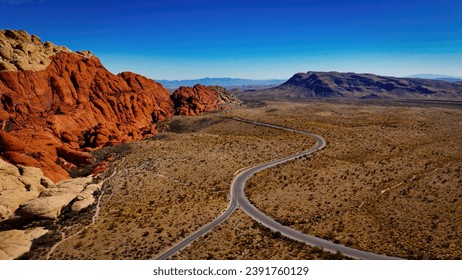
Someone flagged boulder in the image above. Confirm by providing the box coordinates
[0,227,48,260]
[71,182,103,213]
[1,157,98,221]
[172,84,221,116]
[16,176,92,219]
[0,159,49,221]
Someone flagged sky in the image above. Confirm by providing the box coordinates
[1,0,461,80]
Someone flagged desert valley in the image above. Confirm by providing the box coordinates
[1,30,461,260]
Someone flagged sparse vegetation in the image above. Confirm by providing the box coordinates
[173,210,350,260]
[239,101,462,259]
[37,101,462,259]
[44,112,309,259]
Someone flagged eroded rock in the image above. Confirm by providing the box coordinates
[0,30,71,72]
[0,227,48,260]
[0,30,174,182]
[71,182,103,213]
[0,159,49,221]
[172,84,221,116]
[17,176,92,219]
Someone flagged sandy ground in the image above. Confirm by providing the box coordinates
[236,101,462,259]
[37,100,462,259]
[44,115,310,259]
[173,209,347,260]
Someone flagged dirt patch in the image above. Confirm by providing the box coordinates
[42,113,309,259]
[173,210,349,260]
[236,101,462,259]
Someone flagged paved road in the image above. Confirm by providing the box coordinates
[156,117,401,260]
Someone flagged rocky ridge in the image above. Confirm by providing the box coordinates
[207,85,243,105]
[240,71,462,100]
[0,158,106,260]
[0,30,240,182]
[0,30,73,71]
[0,159,102,222]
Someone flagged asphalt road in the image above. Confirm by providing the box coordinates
[155,117,401,260]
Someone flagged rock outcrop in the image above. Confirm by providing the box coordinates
[0,227,48,260]
[70,182,103,213]
[0,30,71,71]
[171,84,222,116]
[171,85,242,115]
[0,159,52,221]
[0,30,239,182]
[207,86,242,105]
[0,30,176,181]
[17,176,93,219]
[0,158,105,260]
[0,158,108,260]
[0,158,100,221]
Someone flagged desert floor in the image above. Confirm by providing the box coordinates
[34,100,461,259]
[236,101,462,259]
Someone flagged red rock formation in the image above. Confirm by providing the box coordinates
[0,30,238,182]
[171,84,221,116]
[1,49,174,181]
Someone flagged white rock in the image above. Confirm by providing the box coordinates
[0,160,47,221]
[71,182,103,213]
[18,175,93,219]
[0,227,48,260]
[0,30,72,72]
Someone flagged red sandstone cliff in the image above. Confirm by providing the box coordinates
[0,30,239,182]
[0,30,175,182]
[0,51,175,181]
[172,84,221,116]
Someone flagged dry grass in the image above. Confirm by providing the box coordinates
[44,114,309,259]
[40,100,462,259]
[174,209,348,260]
[238,101,462,259]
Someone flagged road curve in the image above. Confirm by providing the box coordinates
[156,117,401,260]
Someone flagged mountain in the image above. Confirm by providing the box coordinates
[237,71,462,100]
[171,85,241,116]
[406,74,462,82]
[158,77,286,88]
[436,78,462,82]
[0,30,238,182]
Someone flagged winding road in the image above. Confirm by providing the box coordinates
[156,117,400,260]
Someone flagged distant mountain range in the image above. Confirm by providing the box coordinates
[234,71,462,100]
[406,74,462,82]
[158,78,286,88]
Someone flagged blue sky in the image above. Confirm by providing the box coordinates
[1,0,461,79]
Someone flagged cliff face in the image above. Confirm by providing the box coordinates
[0,51,174,181]
[172,84,222,116]
[1,30,238,182]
